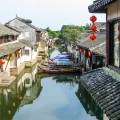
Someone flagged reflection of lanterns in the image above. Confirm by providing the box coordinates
[90,15,97,22]
[90,25,97,31]
[89,34,97,41]
[0,59,5,65]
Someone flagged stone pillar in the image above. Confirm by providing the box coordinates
[10,52,18,76]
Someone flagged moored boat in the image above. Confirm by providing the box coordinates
[37,65,81,74]
[37,52,81,74]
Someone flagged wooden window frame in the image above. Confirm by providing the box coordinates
[106,18,120,67]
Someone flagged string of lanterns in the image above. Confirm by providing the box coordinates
[89,15,97,41]
[79,48,92,57]
[0,59,5,65]
[0,49,22,65]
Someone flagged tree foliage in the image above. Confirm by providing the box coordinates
[60,25,82,45]
[46,27,61,39]
[46,24,90,48]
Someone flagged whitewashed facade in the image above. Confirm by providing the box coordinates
[6,17,37,44]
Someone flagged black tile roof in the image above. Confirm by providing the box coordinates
[80,67,120,120]
[92,42,106,56]
[78,32,106,52]
[6,16,44,32]
[0,41,25,57]
[88,0,117,13]
[0,23,19,37]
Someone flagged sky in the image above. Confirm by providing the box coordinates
[0,0,106,30]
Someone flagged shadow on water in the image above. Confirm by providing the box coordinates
[0,66,42,120]
[76,82,103,120]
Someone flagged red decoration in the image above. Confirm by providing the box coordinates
[89,34,97,41]
[88,51,92,57]
[118,25,120,31]
[84,50,86,55]
[118,34,120,41]
[79,48,84,52]
[90,16,97,22]
[0,59,5,65]
[90,25,97,31]
[16,50,21,58]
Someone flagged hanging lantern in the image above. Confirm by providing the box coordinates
[90,25,97,31]
[5,55,11,61]
[84,50,86,55]
[90,15,97,23]
[16,50,21,58]
[88,51,92,57]
[0,59,5,65]
[79,48,84,52]
[118,34,120,41]
[89,34,97,41]
[118,25,120,31]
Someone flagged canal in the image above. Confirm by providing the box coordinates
[0,65,103,120]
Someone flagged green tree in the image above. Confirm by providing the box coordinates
[60,25,81,45]
[46,27,61,39]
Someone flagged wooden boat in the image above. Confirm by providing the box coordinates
[37,65,81,74]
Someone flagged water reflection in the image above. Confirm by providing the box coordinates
[13,74,97,120]
[52,74,80,83]
[0,71,102,120]
[76,82,103,120]
[0,66,42,120]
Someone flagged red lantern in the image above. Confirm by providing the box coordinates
[88,34,97,41]
[118,25,120,31]
[90,25,97,31]
[79,48,83,52]
[84,50,86,55]
[88,51,92,57]
[16,50,21,58]
[90,16,97,22]
[0,59,5,65]
[118,34,120,41]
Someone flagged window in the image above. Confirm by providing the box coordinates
[114,22,120,67]
[24,49,30,56]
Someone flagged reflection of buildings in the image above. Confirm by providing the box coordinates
[20,78,42,107]
[0,66,42,120]
[76,82,103,120]
[0,83,26,120]
[52,74,81,84]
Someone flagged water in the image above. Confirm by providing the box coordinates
[0,67,103,120]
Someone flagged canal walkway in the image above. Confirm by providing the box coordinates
[80,67,120,120]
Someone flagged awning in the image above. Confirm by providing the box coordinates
[0,41,25,57]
